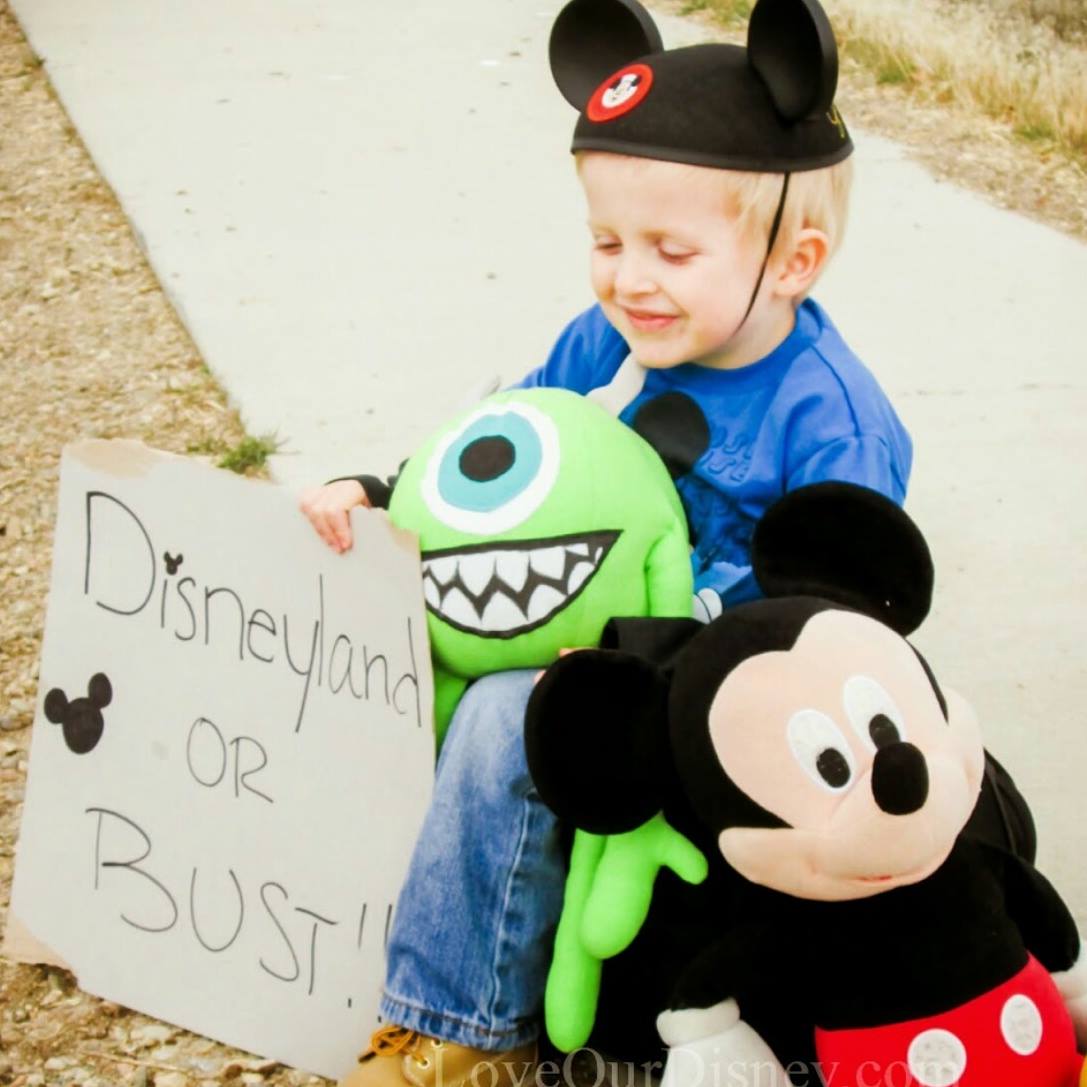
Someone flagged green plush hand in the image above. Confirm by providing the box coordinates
[580,811,708,959]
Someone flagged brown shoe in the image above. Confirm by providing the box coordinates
[339,1024,537,1087]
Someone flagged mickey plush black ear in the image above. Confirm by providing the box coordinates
[525,649,670,834]
[88,673,112,710]
[752,482,934,636]
[550,0,663,110]
[43,688,69,723]
[747,0,840,121]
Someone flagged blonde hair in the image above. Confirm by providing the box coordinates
[726,157,854,270]
[575,151,854,293]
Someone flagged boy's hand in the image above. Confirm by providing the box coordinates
[299,480,370,553]
[534,647,583,684]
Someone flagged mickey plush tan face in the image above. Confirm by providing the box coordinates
[712,609,985,902]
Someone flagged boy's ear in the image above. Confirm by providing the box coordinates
[747,0,840,122]
[550,0,663,111]
[752,482,934,635]
[774,227,830,300]
[525,649,670,833]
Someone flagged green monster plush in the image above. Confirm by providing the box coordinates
[386,387,707,1050]
[387,387,692,742]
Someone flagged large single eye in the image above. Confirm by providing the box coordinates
[844,675,907,751]
[786,710,856,793]
[421,403,560,534]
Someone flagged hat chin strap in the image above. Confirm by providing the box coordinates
[591,171,791,402]
[735,172,791,334]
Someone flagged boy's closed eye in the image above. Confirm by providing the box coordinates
[658,242,697,263]
[590,235,696,263]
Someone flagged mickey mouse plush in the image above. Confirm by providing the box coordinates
[526,483,1087,1086]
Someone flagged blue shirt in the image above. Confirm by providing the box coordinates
[518,299,912,606]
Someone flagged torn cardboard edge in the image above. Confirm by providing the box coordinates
[65,438,169,479]
[2,912,74,972]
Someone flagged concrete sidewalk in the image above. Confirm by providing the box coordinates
[12,0,1087,924]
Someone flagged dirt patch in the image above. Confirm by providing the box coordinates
[0,3,321,1084]
[840,66,1087,242]
[662,0,1087,240]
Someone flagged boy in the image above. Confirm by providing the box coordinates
[300,0,910,1084]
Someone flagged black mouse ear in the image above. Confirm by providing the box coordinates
[44,688,69,723]
[550,0,663,110]
[526,649,670,833]
[88,673,113,709]
[747,0,840,122]
[752,482,933,635]
[631,393,712,481]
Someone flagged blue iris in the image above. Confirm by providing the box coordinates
[437,412,543,513]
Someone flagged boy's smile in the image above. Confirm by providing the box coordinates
[579,152,797,371]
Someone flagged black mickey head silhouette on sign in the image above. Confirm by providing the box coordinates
[44,673,113,754]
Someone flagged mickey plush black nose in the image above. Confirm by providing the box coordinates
[871,742,929,815]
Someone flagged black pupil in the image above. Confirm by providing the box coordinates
[460,436,516,482]
[869,714,900,749]
[816,748,851,789]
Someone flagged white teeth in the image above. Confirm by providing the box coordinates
[567,561,593,596]
[440,587,478,629]
[480,593,527,632]
[427,556,458,587]
[423,578,440,609]
[458,553,495,597]
[526,584,565,624]
[530,546,566,581]
[495,550,529,592]
[426,535,611,633]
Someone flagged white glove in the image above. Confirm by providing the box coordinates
[692,589,723,624]
[657,1001,790,1087]
[1053,952,1087,1049]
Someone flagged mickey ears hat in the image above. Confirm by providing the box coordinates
[550,0,852,171]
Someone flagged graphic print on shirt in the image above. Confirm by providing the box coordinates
[702,427,754,484]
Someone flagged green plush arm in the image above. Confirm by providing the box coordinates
[545,831,607,1052]
[580,811,707,958]
[646,522,695,617]
[545,815,707,1051]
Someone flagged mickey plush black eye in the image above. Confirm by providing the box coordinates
[816,748,851,789]
[844,676,907,751]
[787,710,856,793]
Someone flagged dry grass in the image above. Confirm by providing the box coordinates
[684,0,1087,166]
[989,0,1087,42]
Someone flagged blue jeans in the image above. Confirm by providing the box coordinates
[380,670,565,1049]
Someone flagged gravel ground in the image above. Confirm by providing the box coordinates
[0,4,321,1085]
[1,0,1085,1084]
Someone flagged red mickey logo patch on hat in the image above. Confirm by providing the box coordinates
[586,63,654,123]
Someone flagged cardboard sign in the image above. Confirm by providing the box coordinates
[4,441,434,1079]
